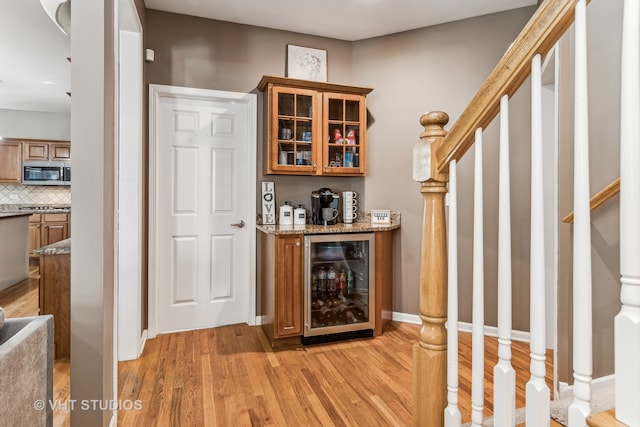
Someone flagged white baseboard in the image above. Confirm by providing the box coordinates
[457,321,531,343]
[138,329,148,357]
[392,312,421,324]
[391,312,531,342]
[255,315,263,325]
[558,374,615,400]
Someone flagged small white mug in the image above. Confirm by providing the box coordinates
[343,211,358,224]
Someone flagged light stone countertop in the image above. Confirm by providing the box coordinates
[257,212,400,235]
[33,238,71,256]
[0,204,70,214]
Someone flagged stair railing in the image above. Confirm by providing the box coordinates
[562,177,620,224]
[412,0,639,425]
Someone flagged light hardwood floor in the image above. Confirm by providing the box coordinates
[1,268,560,426]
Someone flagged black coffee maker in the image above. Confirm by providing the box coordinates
[311,188,340,225]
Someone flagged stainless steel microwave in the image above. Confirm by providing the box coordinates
[22,161,71,186]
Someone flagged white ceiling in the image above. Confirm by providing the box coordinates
[145,0,536,42]
[0,0,536,114]
[0,0,70,114]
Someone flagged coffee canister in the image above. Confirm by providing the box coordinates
[279,201,293,225]
[294,204,306,225]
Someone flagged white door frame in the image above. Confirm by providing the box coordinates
[147,84,257,338]
[116,0,144,362]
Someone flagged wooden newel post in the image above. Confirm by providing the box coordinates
[412,111,450,427]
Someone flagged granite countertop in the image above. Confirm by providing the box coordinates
[257,212,400,235]
[0,204,71,214]
[0,212,32,219]
[34,238,71,256]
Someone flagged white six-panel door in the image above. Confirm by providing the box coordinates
[149,85,256,335]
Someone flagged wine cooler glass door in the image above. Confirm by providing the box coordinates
[304,233,375,336]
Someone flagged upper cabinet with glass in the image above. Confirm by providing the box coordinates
[258,76,373,176]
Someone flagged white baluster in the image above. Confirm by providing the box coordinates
[494,95,516,427]
[471,128,484,427]
[568,1,592,426]
[616,0,640,425]
[445,159,461,427]
[526,53,550,427]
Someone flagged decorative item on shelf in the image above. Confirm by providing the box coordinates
[261,181,276,225]
[333,128,343,144]
[279,128,292,140]
[286,45,328,82]
[371,209,391,225]
[302,131,312,142]
[344,150,354,168]
[346,130,356,145]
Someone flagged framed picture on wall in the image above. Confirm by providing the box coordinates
[286,45,327,82]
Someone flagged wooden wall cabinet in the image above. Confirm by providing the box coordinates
[23,141,71,161]
[0,140,23,183]
[258,75,372,176]
[29,213,71,256]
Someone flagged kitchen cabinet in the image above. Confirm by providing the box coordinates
[0,140,22,184]
[258,75,372,176]
[275,235,304,337]
[29,213,71,256]
[23,141,71,161]
[260,233,304,346]
[37,240,70,358]
[259,228,394,348]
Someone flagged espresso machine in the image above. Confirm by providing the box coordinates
[311,188,340,225]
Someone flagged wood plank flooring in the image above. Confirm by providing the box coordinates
[1,266,559,426]
[118,323,555,426]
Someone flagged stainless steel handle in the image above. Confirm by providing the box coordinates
[230,220,245,228]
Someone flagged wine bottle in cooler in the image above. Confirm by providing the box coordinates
[327,266,336,294]
[318,266,327,294]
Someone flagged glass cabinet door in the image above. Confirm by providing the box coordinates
[322,93,367,175]
[304,233,375,337]
[270,86,321,174]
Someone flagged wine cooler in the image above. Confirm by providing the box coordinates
[303,233,375,344]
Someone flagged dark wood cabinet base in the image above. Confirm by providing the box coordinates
[39,253,70,358]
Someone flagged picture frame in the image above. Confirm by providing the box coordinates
[286,45,327,82]
[370,209,391,225]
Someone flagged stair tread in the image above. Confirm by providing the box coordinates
[587,409,629,427]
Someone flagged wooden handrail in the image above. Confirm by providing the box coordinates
[562,177,620,223]
[436,0,590,173]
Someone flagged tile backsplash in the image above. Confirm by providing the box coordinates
[0,184,71,205]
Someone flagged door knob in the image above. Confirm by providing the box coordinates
[230,220,245,228]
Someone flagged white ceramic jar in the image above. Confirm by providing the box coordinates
[279,201,293,225]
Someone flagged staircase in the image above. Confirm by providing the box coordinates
[412,0,639,426]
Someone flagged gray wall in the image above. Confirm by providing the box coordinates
[352,8,535,320]
[556,0,623,382]
[0,109,70,140]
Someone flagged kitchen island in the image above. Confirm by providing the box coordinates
[0,213,30,292]
[34,238,70,358]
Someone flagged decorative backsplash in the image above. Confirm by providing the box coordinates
[0,184,71,205]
